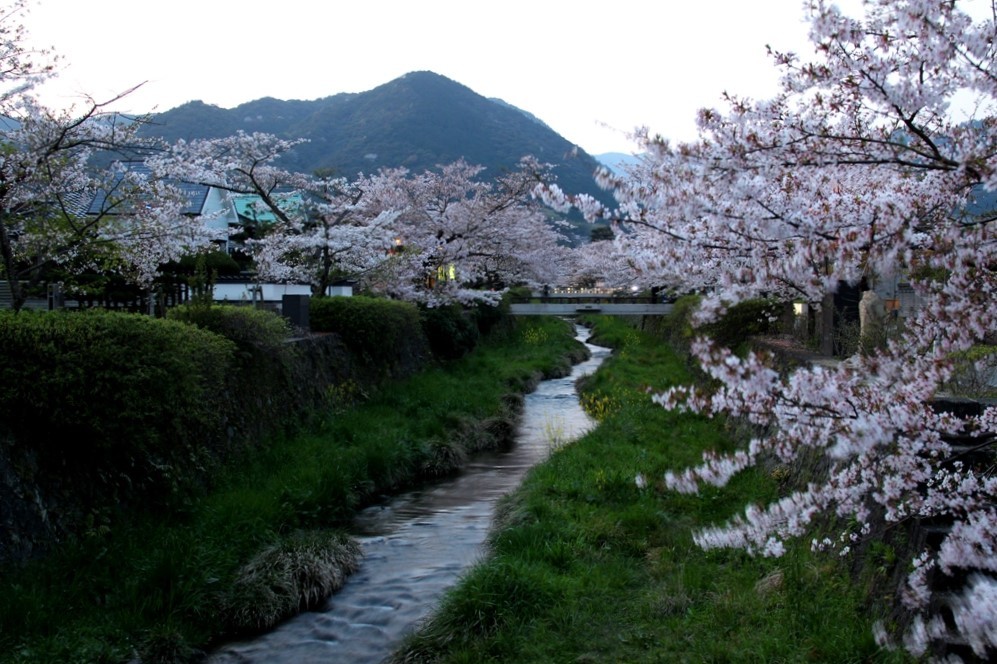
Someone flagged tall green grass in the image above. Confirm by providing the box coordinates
[391,316,911,663]
[0,316,585,664]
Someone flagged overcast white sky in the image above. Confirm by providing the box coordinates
[18,0,940,156]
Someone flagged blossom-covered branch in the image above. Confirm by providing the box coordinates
[557,0,996,657]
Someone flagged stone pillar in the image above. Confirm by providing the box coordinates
[859,289,887,353]
[282,294,310,331]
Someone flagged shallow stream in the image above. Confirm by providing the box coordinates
[208,324,610,663]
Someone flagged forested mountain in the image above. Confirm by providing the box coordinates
[138,71,612,208]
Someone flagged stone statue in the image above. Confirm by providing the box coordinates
[859,288,887,353]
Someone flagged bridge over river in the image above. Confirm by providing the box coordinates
[509,287,674,316]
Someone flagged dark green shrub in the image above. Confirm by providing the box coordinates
[168,303,291,356]
[658,294,782,350]
[310,296,428,375]
[946,344,997,398]
[505,285,533,302]
[419,303,479,361]
[168,302,314,446]
[654,293,701,347]
[470,297,512,337]
[0,309,236,499]
[169,250,242,277]
[703,298,783,349]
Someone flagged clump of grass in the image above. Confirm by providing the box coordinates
[136,625,203,664]
[421,439,467,478]
[542,414,568,455]
[477,413,519,452]
[222,530,362,635]
[388,559,562,663]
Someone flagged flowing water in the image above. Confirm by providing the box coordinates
[208,325,610,664]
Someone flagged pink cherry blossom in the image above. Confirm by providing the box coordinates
[548,0,997,656]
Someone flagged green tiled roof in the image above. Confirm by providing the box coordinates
[232,193,304,223]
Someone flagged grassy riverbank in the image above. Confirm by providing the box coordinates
[392,316,911,663]
[0,316,587,664]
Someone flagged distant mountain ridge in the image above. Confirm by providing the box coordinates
[596,152,644,174]
[138,71,612,209]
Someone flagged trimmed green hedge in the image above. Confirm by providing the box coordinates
[310,296,429,373]
[0,309,236,501]
[168,302,291,357]
[0,301,439,567]
[167,303,313,447]
[311,296,513,364]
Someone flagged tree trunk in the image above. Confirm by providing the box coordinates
[315,244,332,297]
[820,292,835,356]
[0,217,25,312]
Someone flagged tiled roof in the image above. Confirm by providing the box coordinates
[232,192,305,223]
[86,162,211,216]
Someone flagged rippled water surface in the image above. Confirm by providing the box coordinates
[208,325,610,664]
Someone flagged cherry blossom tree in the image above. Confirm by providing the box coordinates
[286,174,400,295]
[93,165,225,287]
[144,131,328,285]
[541,0,996,657]
[361,158,571,306]
[151,135,414,296]
[0,0,53,104]
[0,1,218,310]
[152,134,570,304]
[562,232,639,290]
